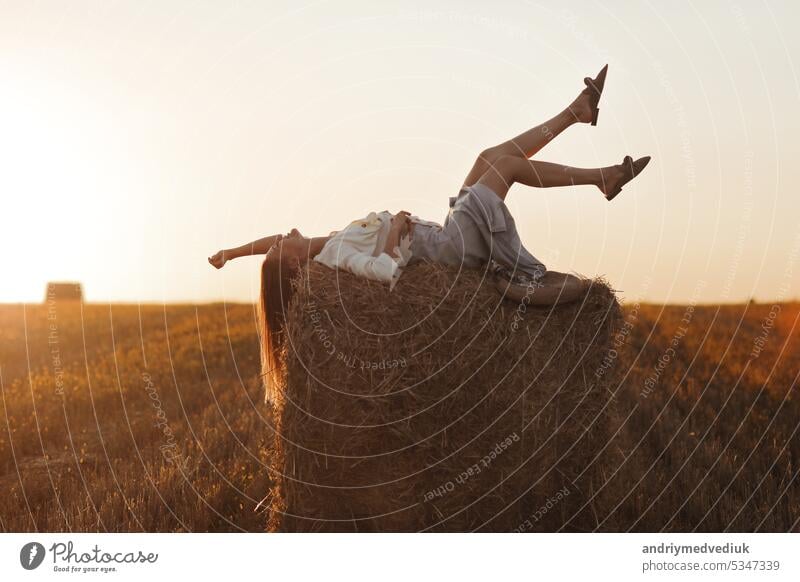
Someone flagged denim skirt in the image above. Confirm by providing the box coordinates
[409,183,547,281]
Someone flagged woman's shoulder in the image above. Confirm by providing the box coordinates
[322,211,389,243]
[346,211,391,227]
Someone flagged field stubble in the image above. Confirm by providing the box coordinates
[0,298,798,532]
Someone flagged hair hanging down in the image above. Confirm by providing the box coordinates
[258,256,299,404]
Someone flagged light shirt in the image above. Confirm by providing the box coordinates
[313,211,416,289]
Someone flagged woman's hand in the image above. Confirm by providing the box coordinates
[208,250,227,269]
[384,211,411,258]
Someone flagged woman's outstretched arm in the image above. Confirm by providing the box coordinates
[208,230,297,269]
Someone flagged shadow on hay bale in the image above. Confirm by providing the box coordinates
[266,261,623,532]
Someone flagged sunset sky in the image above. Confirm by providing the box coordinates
[2,0,799,304]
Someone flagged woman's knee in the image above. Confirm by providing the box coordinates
[477,146,521,169]
[475,154,521,197]
[468,147,501,180]
[477,146,501,165]
[490,155,523,180]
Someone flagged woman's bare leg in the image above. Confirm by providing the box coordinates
[490,99,593,159]
[476,155,626,200]
[462,89,597,187]
[496,271,590,306]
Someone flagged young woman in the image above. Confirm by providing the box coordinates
[209,65,650,386]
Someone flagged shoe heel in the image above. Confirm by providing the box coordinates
[591,108,599,126]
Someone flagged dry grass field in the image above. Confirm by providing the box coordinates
[0,297,798,532]
[0,302,271,532]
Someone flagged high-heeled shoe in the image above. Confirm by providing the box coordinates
[605,155,651,201]
[582,64,608,126]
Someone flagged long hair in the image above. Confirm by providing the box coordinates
[258,255,298,404]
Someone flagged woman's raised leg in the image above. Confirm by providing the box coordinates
[462,109,583,188]
[462,66,608,187]
[476,155,650,200]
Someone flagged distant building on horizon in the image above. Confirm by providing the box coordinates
[45,282,84,303]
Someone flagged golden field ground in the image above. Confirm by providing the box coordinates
[0,299,798,532]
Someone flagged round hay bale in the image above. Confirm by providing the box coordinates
[265,261,622,532]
